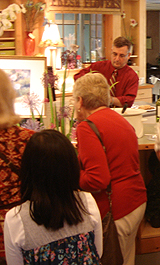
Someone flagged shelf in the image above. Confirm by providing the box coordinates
[130,65,139,71]
[0,47,15,50]
[0,38,15,41]
[4,29,15,32]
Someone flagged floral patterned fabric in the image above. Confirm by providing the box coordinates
[0,126,34,257]
[0,126,34,207]
[0,209,8,258]
[22,231,101,265]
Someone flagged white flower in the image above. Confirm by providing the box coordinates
[20,4,27,14]
[1,18,12,29]
[0,27,4,37]
[121,11,126,19]
[0,3,26,37]
[1,9,10,19]
[8,10,17,20]
[130,19,138,28]
[7,4,21,13]
[70,44,79,52]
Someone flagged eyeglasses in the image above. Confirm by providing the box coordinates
[112,52,129,58]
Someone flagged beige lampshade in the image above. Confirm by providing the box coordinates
[39,23,65,48]
[39,22,65,71]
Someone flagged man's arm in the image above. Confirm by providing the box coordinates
[110,96,122,107]
[74,65,92,81]
[115,69,139,107]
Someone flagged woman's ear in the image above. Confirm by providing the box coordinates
[77,96,83,108]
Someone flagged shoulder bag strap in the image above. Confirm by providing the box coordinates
[85,119,112,197]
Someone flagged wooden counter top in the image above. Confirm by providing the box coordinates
[139,83,154,89]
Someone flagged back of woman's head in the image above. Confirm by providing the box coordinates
[20,129,86,230]
[0,69,20,128]
[73,72,110,110]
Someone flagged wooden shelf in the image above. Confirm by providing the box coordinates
[0,47,15,50]
[4,29,15,32]
[0,38,15,41]
[130,65,139,72]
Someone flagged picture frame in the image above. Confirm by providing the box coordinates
[0,55,47,117]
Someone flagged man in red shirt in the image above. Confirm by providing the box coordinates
[74,36,138,107]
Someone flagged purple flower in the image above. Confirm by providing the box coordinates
[22,92,41,113]
[57,106,71,121]
[21,119,44,131]
[61,50,76,69]
[41,70,58,89]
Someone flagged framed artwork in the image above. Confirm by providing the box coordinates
[0,56,47,117]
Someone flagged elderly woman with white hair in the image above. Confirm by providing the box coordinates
[73,72,147,265]
[0,69,34,261]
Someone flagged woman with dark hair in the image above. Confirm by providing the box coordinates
[4,129,102,264]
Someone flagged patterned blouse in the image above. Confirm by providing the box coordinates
[0,125,34,258]
[0,126,34,207]
[4,194,103,264]
[22,232,100,264]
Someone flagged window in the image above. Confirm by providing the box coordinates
[55,13,103,63]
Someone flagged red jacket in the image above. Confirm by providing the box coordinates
[77,108,147,220]
[74,60,139,107]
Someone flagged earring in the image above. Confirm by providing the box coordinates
[78,109,80,113]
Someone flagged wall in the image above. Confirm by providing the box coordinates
[0,0,146,80]
[147,11,160,65]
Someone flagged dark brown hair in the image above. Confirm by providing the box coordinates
[20,129,88,230]
[113,36,132,52]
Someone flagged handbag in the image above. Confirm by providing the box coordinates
[85,119,123,265]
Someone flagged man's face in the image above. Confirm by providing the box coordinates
[111,45,131,69]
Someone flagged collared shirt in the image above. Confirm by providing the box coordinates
[74,60,139,107]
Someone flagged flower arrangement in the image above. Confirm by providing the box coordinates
[121,11,138,44]
[62,34,79,69]
[21,34,80,140]
[21,60,75,141]
[0,3,26,36]
[61,50,77,69]
[22,0,46,32]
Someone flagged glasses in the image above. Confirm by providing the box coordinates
[112,52,129,58]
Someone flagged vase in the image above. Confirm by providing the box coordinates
[77,59,82,69]
[24,32,35,56]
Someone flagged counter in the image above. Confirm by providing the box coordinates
[138,123,156,150]
[135,101,156,150]
[136,107,160,255]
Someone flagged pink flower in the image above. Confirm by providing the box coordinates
[50,123,56,129]
[43,98,49,103]
[76,55,81,60]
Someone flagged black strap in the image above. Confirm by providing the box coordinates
[85,119,111,194]
[0,152,20,176]
[84,119,106,152]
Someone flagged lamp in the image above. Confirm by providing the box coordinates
[39,22,65,72]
